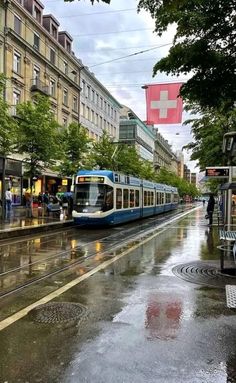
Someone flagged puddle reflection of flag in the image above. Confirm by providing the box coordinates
[145,297,182,340]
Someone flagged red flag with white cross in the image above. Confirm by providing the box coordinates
[145,83,183,124]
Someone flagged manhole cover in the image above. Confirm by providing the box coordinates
[29,302,87,324]
[172,261,236,288]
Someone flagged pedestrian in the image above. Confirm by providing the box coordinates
[207,194,215,226]
[5,188,12,214]
[25,192,33,218]
[202,199,205,206]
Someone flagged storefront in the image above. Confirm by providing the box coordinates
[0,158,23,205]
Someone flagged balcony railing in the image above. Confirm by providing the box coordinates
[30,79,49,95]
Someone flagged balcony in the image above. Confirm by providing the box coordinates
[30,79,49,95]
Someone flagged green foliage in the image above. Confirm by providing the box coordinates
[88,130,117,170]
[0,74,17,157]
[184,106,236,170]
[156,168,199,197]
[137,0,236,110]
[16,94,61,178]
[58,122,92,176]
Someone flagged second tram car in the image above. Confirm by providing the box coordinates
[72,170,179,226]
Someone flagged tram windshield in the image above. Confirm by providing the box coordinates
[75,183,113,212]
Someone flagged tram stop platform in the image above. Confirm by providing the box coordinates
[0,207,73,240]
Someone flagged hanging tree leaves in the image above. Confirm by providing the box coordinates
[137,0,236,110]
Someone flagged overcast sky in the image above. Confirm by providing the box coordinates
[44,0,197,172]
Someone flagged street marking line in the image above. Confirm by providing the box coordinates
[0,206,199,331]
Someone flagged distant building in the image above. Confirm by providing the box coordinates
[119,106,156,162]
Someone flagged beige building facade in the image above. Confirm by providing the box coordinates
[0,0,121,201]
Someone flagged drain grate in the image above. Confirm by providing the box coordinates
[172,261,236,288]
[29,302,87,324]
[226,285,236,308]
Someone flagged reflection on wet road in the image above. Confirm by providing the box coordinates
[1,206,236,383]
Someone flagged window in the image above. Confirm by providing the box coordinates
[81,80,86,93]
[33,65,40,84]
[81,102,85,117]
[14,15,21,35]
[100,97,103,109]
[116,188,122,209]
[50,48,55,65]
[135,190,139,207]
[123,189,129,208]
[13,89,20,105]
[130,190,135,207]
[72,96,78,112]
[63,88,68,105]
[86,85,90,99]
[49,78,55,97]
[91,110,95,123]
[95,113,98,125]
[104,101,107,113]
[62,117,68,127]
[63,61,68,75]
[13,51,21,74]
[66,41,71,53]
[33,33,40,50]
[144,191,148,206]
[34,6,41,23]
[51,24,57,39]
[96,93,99,104]
[91,89,95,102]
[12,89,20,115]
[86,106,90,120]
[100,116,103,128]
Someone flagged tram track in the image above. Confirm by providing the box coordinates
[0,207,195,299]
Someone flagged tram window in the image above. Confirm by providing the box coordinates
[156,192,160,205]
[135,190,139,207]
[103,186,113,211]
[147,191,150,205]
[130,189,135,207]
[116,188,122,209]
[174,193,179,203]
[151,191,154,205]
[144,190,148,206]
[166,193,171,203]
[123,189,129,208]
[161,193,165,204]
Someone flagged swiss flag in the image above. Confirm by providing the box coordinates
[145,83,183,124]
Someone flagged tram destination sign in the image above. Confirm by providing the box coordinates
[205,167,229,178]
[77,176,105,183]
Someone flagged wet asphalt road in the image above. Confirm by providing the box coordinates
[0,205,236,383]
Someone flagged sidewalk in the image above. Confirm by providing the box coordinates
[0,206,73,240]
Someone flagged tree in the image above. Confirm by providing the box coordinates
[184,106,236,170]
[156,168,199,198]
[137,0,236,110]
[58,122,92,176]
[16,94,61,189]
[88,130,117,170]
[0,74,18,218]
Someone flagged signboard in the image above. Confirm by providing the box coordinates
[62,179,68,186]
[205,167,229,178]
[77,176,105,183]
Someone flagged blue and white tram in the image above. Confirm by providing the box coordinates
[72,170,179,226]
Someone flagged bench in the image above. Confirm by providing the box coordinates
[219,227,236,270]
